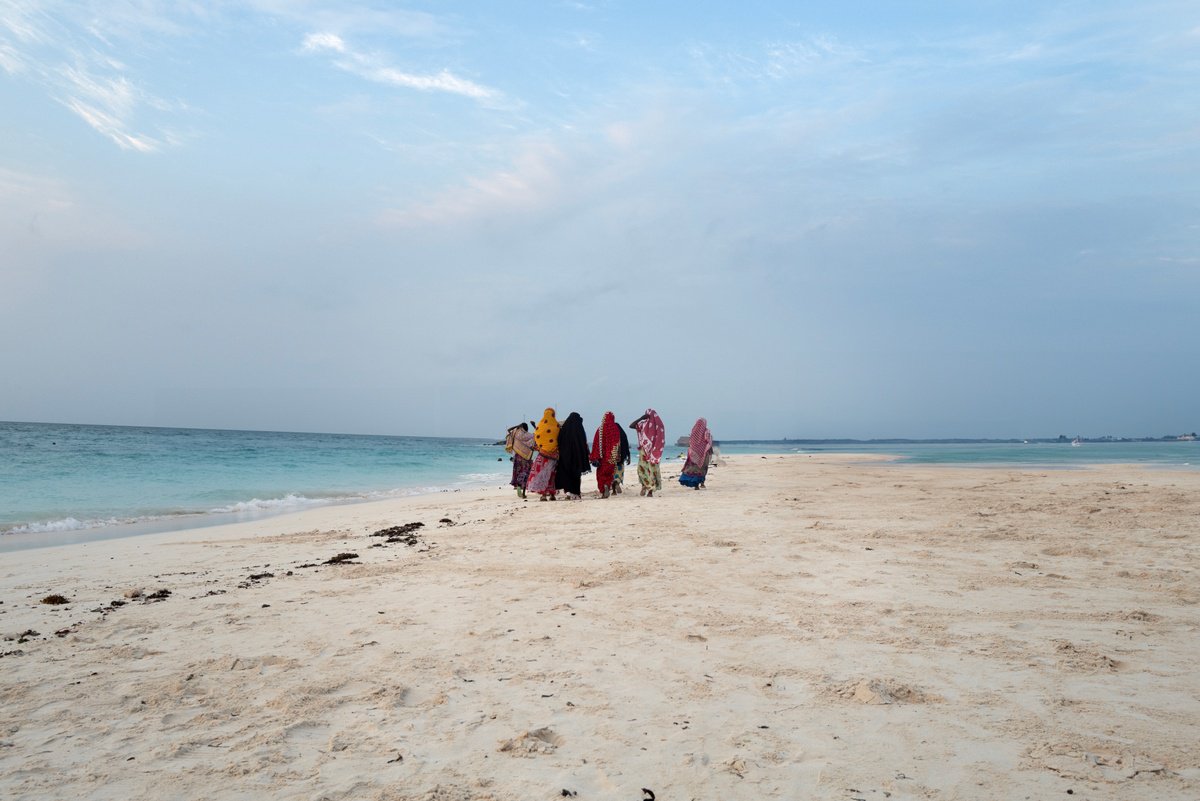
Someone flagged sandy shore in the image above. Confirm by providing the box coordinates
[2,454,1198,800]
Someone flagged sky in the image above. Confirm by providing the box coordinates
[1,1,1198,441]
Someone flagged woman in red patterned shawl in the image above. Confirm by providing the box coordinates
[589,411,622,498]
[678,417,713,490]
[629,408,665,496]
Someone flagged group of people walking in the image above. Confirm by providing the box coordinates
[504,409,714,500]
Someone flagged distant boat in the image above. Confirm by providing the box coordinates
[1071,437,1082,447]
[675,436,720,447]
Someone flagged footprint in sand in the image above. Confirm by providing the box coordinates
[831,678,940,705]
[497,727,563,756]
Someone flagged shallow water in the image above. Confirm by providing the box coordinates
[716,439,1199,469]
[4,421,1194,548]
[0,422,507,541]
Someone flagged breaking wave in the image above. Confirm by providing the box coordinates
[3,471,505,538]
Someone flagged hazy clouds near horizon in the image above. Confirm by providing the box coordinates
[2,2,1197,440]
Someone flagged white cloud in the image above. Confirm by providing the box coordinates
[302,30,501,103]
[302,31,345,54]
[0,41,23,73]
[0,2,50,44]
[0,3,186,151]
[63,97,159,151]
[0,1,47,73]
[57,64,161,151]
[365,65,495,99]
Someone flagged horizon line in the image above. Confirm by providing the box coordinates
[3,419,1196,444]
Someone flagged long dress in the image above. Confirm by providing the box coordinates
[555,412,591,497]
[526,452,558,494]
[634,408,665,493]
[527,409,560,497]
[611,425,630,492]
[589,412,622,494]
[507,428,535,490]
[679,417,713,489]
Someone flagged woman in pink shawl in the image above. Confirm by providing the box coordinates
[628,409,665,496]
[678,417,713,489]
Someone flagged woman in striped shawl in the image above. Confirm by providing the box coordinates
[504,422,536,498]
[678,417,713,490]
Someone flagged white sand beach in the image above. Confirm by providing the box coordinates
[2,454,1198,800]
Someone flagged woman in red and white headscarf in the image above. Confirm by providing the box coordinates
[629,408,665,496]
[589,411,622,498]
[679,417,713,490]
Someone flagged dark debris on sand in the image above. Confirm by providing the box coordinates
[40,594,70,605]
[324,552,360,565]
[371,522,426,545]
[238,571,276,589]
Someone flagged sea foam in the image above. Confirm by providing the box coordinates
[7,515,135,535]
[208,493,326,514]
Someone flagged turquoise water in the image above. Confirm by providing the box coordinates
[716,439,1200,468]
[3,422,1195,549]
[0,422,508,544]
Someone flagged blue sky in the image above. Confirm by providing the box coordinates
[1,1,1197,440]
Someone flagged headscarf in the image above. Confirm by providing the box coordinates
[534,408,560,457]
[591,411,621,466]
[635,408,665,463]
[687,417,712,466]
[512,426,535,460]
[556,413,591,477]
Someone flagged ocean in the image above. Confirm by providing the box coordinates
[715,439,1200,467]
[3,421,1196,549]
[0,422,509,549]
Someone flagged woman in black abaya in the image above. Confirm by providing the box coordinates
[554,412,591,500]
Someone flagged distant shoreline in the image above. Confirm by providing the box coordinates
[717,436,1198,445]
[5,420,1195,444]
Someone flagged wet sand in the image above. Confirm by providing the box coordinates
[2,454,1198,800]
